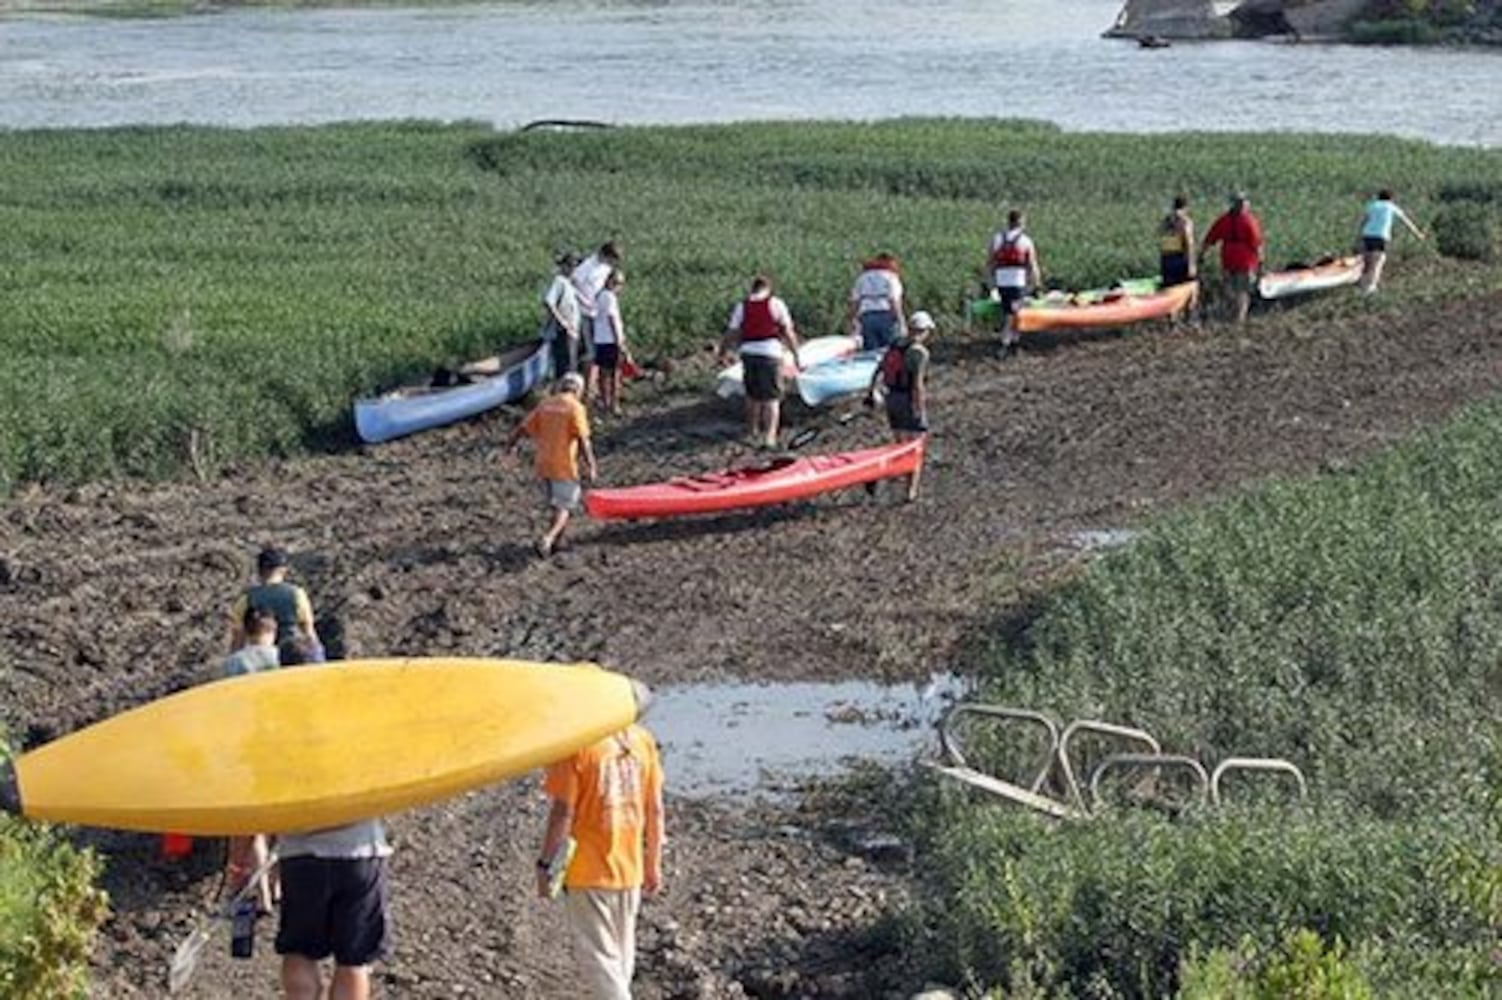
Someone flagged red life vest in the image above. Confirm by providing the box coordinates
[991,232,1031,269]
[880,342,912,392]
[740,297,779,341]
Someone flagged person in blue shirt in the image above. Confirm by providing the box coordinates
[1358,189,1426,293]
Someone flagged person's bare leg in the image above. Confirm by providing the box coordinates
[765,401,781,448]
[282,956,322,1000]
[330,965,371,1000]
[1235,288,1251,324]
[541,508,569,555]
[1366,252,1387,293]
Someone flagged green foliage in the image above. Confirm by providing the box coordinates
[0,819,109,999]
[919,806,1484,998]
[914,397,1502,995]
[1434,205,1499,261]
[1179,930,1373,1000]
[2,120,1500,489]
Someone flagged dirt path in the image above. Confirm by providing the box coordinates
[3,286,1502,997]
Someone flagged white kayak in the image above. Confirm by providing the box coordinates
[796,350,884,407]
[714,334,860,399]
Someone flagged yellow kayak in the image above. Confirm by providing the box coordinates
[0,658,648,836]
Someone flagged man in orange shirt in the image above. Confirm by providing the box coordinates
[507,373,598,558]
[537,723,664,1000]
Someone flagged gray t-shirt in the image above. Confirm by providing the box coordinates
[278,820,392,861]
[223,644,279,678]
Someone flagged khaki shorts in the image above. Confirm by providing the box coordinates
[545,480,581,512]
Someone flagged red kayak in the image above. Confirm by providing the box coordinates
[584,438,925,520]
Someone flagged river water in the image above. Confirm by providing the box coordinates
[2,0,1499,145]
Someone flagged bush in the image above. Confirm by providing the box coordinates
[1179,930,1374,1000]
[0,819,108,999]
[918,806,1488,998]
[1434,205,1499,261]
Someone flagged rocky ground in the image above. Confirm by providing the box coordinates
[3,278,1502,998]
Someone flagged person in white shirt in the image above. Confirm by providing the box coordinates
[845,252,907,351]
[571,242,622,394]
[987,210,1043,353]
[592,269,629,416]
[542,251,582,378]
[720,275,801,449]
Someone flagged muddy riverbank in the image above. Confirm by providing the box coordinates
[5,278,1502,995]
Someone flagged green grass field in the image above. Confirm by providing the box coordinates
[3,119,1501,490]
[911,398,1502,996]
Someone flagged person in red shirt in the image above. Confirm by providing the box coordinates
[1198,192,1264,324]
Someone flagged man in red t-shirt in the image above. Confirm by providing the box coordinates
[1198,192,1264,324]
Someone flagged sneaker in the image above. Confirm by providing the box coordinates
[535,538,553,558]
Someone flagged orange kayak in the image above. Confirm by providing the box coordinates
[584,438,925,520]
[1017,280,1197,333]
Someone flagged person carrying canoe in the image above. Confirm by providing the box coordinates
[537,721,664,1000]
[222,607,282,917]
[846,252,907,351]
[1357,189,1426,293]
[987,210,1043,354]
[592,269,631,417]
[867,309,934,502]
[228,546,324,664]
[274,645,393,1000]
[507,372,597,558]
[1159,195,1197,288]
[572,242,623,396]
[721,275,802,450]
[1198,192,1263,324]
[543,250,583,377]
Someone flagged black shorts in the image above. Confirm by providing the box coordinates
[885,390,928,433]
[742,354,783,402]
[593,343,620,371]
[549,334,579,378]
[1160,252,1191,287]
[275,857,389,967]
[1362,236,1388,253]
[996,287,1026,325]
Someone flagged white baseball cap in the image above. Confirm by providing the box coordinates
[910,310,936,331]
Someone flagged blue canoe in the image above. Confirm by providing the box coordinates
[354,339,550,444]
[796,350,883,407]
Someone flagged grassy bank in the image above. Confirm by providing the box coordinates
[910,397,1502,996]
[2,119,1501,490]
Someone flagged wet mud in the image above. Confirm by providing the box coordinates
[4,287,1502,997]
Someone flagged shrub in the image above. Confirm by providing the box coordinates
[1434,205,1499,261]
[1179,930,1373,1000]
[0,819,108,999]
[917,806,1487,998]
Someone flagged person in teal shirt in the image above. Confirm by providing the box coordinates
[1358,189,1426,293]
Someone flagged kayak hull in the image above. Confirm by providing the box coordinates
[1,658,646,835]
[971,278,1160,326]
[1258,256,1362,300]
[585,437,925,520]
[796,351,883,407]
[715,335,859,399]
[1017,280,1196,333]
[354,340,549,444]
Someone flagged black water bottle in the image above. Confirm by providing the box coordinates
[229,897,256,959]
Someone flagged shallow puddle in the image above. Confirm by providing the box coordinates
[648,673,970,797]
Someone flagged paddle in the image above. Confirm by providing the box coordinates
[168,851,280,994]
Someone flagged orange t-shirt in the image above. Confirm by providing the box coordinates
[520,393,590,482]
[543,725,663,891]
